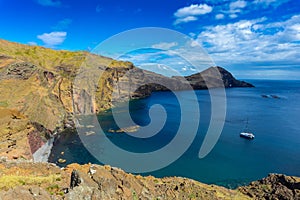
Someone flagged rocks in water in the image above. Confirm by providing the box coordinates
[58,158,66,164]
[261,94,281,99]
[109,125,140,133]
[270,94,280,99]
[70,169,81,189]
[85,131,95,136]
[108,129,115,133]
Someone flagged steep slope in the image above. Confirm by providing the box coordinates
[0,39,253,160]
[239,174,300,200]
[182,66,254,89]
[0,160,299,200]
[0,40,131,159]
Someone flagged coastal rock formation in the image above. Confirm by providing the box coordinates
[184,66,254,88]
[0,160,299,200]
[0,39,253,117]
[239,173,300,200]
[0,39,254,161]
[0,39,264,199]
[5,62,37,80]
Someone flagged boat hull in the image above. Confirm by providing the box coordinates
[240,132,255,139]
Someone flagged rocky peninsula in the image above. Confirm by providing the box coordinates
[1,39,299,199]
[0,39,253,160]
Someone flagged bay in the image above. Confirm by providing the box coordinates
[49,80,300,188]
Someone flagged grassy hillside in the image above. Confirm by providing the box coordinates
[0,39,134,159]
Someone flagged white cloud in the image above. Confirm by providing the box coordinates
[196,15,300,78]
[253,0,290,8]
[137,63,181,77]
[229,0,247,10]
[174,4,213,18]
[152,42,178,50]
[36,0,61,7]
[174,16,198,25]
[215,14,225,20]
[221,0,247,19]
[173,4,213,25]
[119,40,214,76]
[253,0,276,5]
[229,14,238,19]
[37,31,67,47]
[190,40,201,47]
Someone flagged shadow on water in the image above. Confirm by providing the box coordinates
[48,129,101,167]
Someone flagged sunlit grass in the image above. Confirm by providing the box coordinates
[0,174,61,190]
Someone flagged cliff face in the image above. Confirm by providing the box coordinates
[0,39,252,159]
[184,66,254,89]
[0,160,299,200]
[239,174,300,200]
[74,64,253,115]
[0,39,297,200]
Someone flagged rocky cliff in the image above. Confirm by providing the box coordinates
[0,159,299,200]
[183,66,254,89]
[0,39,298,200]
[0,39,253,160]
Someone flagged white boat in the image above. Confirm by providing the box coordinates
[240,118,255,139]
[240,132,255,139]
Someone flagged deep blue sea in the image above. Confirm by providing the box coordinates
[49,80,300,188]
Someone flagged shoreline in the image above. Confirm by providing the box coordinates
[32,137,55,163]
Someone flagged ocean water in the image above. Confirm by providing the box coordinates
[49,80,300,188]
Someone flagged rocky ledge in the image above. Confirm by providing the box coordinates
[239,173,300,200]
[0,39,254,161]
[183,66,254,89]
[0,159,299,200]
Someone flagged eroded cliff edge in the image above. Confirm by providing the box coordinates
[0,159,299,200]
[0,39,253,160]
[1,39,298,200]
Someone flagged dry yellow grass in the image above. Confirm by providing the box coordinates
[0,174,61,190]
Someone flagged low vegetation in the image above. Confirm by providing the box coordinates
[0,174,61,190]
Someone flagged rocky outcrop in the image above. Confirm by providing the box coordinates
[0,160,299,200]
[79,65,253,114]
[239,173,300,200]
[6,62,37,80]
[0,39,253,118]
[0,39,254,172]
[182,66,254,89]
[214,66,254,88]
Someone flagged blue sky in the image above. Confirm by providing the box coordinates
[0,0,299,79]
